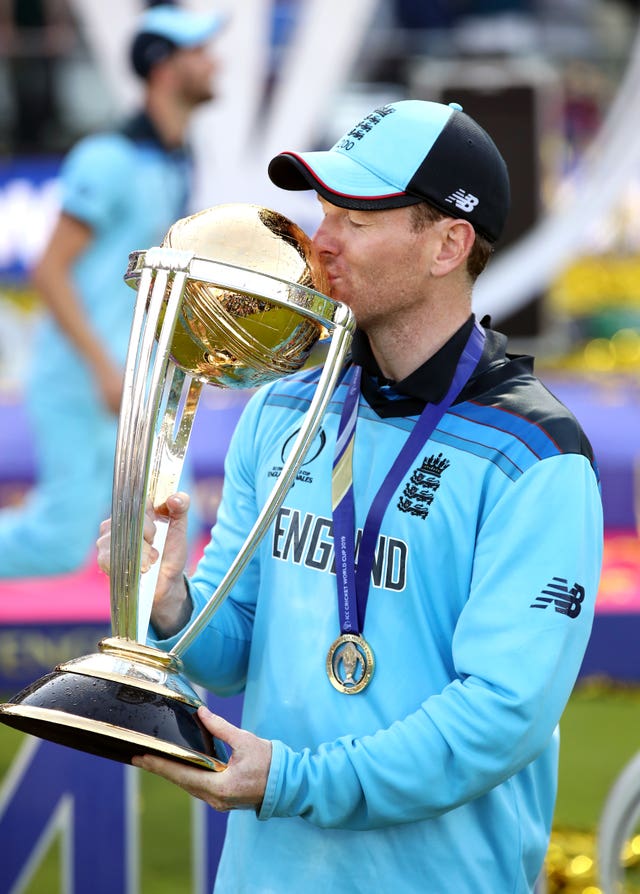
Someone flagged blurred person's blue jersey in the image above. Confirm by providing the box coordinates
[0,114,192,577]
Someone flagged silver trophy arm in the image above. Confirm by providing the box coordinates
[170,313,353,658]
[110,249,197,641]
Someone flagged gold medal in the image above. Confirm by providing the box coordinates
[326,633,374,694]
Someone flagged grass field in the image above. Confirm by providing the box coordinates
[1,681,639,893]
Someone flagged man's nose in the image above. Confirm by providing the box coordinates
[312,218,337,254]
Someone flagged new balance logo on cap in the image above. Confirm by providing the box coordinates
[445,189,480,213]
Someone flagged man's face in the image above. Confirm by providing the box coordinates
[170,44,217,104]
[312,197,437,331]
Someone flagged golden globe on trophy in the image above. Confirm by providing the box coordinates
[0,204,355,770]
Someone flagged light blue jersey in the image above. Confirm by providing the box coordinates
[153,323,603,893]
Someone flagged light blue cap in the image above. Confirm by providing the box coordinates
[268,99,510,243]
[136,4,225,47]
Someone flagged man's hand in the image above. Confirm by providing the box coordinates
[132,706,272,813]
[97,492,192,636]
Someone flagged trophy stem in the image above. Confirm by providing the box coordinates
[110,265,153,620]
[170,319,354,659]
[136,369,203,641]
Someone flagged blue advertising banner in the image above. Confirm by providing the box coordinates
[0,157,62,282]
[0,691,243,894]
[0,622,110,694]
[0,739,135,893]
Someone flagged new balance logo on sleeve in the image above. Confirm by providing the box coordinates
[530,577,585,618]
[444,189,480,213]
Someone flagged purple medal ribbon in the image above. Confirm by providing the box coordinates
[331,321,486,638]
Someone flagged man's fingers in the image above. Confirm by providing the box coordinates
[140,544,159,573]
[142,513,157,544]
[133,753,191,781]
[197,705,240,749]
[165,491,190,519]
[96,521,112,573]
[132,752,233,810]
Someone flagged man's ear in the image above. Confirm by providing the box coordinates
[431,219,476,278]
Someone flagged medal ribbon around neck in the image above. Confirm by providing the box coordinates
[328,320,486,694]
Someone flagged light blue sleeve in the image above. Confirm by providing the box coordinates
[148,386,268,695]
[260,453,603,829]
[59,134,133,232]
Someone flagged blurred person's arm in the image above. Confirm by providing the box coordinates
[31,213,123,413]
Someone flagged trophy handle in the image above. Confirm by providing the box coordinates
[110,250,196,642]
[170,317,353,659]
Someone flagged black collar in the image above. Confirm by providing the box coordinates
[119,111,189,156]
[353,315,478,417]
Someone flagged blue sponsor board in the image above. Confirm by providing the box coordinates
[0,694,243,893]
[0,740,135,893]
[0,622,110,696]
[0,157,62,282]
[0,618,242,894]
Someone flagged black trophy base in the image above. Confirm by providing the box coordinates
[0,669,228,771]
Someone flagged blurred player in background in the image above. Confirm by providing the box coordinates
[0,4,224,578]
